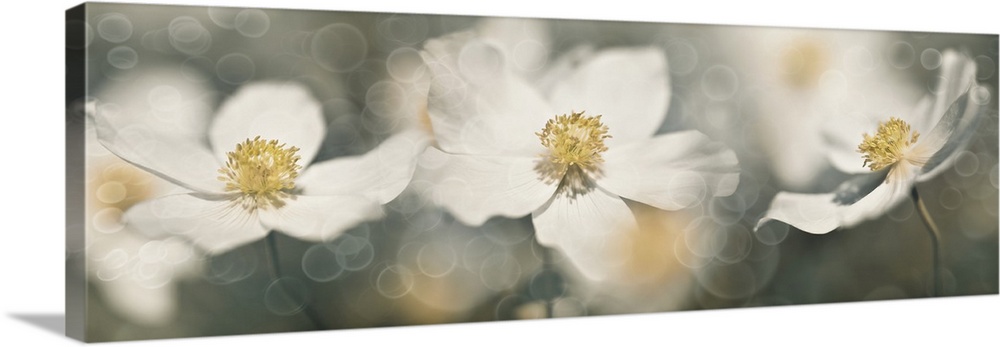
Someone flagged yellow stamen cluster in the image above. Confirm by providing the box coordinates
[857,117,920,171]
[536,111,611,178]
[218,136,301,211]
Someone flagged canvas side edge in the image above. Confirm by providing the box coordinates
[65,2,88,342]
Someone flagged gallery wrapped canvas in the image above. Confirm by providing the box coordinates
[66,1,998,342]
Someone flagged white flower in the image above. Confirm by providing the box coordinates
[402,18,553,200]
[92,81,426,254]
[85,146,203,327]
[717,28,921,190]
[755,50,985,234]
[82,69,209,326]
[418,32,740,280]
[561,206,698,313]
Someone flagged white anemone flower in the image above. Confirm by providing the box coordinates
[418,32,740,280]
[401,17,553,194]
[93,81,425,254]
[716,27,921,190]
[755,50,985,234]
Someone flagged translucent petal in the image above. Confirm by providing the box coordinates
[421,32,554,156]
[297,129,429,204]
[91,104,224,193]
[917,90,985,182]
[754,169,913,234]
[124,193,268,254]
[209,82,325,165]
[548,47,670,146]
[531,187,637,281]
[919,50,978,133]
[258,195,383,243]
[598,130,739,210]
[419,147,557,226]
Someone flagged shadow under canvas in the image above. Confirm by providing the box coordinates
[10,313,66,337]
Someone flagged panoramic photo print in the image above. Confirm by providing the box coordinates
[65,2,998,342]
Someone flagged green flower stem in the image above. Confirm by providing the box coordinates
[910,187,942,297]
[541,246,555,319]
[263,232,326,329]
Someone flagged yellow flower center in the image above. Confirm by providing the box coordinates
[536,111,611,177]
[218,136,302,211]
[857,117,920,171]
[535,111,611,198]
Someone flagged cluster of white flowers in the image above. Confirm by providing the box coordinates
[90,18,985,297]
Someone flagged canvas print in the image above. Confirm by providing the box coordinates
[65,2,999,342]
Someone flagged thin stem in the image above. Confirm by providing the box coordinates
[263,232,326,329]
[263,232,283,279]
[910,187,942,297]
[541,246,555,319]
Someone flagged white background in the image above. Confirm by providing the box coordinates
[1,0,997,345]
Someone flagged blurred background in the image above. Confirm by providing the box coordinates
[66,3,998,341]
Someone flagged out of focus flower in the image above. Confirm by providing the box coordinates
[756,50,984,234]
[84,69,209,325]
[378,17,553,143]
[86,153,202,327]
[474,17,551,78]
[92,82,426,254]
[561,205,697,313]
[418,31,739,280]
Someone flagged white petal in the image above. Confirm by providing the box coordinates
[531,188,637,281]
[419,147,557,226]
[598,131,739,210]
[916,89,985,182]
[92,66,216,141]
[124,194,269,254]
[533,45,595,95]
[839,166,915,226]
[752,94,844,186]
[819,76,922,175]
[754,169,913,234]
[548,47,670,146]
[258,195,383,243]
[91,106,224,193]
[422,32,554,156]
[918,50,978,132]
[755,192,840,234]
[209,82,325,165]
[297,129,429,203]
[822,110,883,175]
